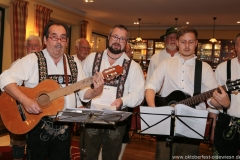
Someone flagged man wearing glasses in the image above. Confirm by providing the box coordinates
[146,27,179,82]
[73,38,91,134]
[25,35,43,54]
[0,22,104,160]
[74,38,91,66]
[80,25,145,160]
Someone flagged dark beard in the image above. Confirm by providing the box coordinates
[107,44,125,55]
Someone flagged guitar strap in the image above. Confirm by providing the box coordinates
[224,60,232,114]
[193,59,202,108]
[63,55,68,86]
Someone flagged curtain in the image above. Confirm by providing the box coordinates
[10,0,28,61]
[80,20,88,38]
[35,5,52,46]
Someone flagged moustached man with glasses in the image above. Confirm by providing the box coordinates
[0,22,104,160]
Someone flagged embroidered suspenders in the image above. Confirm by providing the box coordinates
[35,52,78,83]
[92,52,132,98]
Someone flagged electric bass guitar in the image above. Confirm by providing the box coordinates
[144,79,240,107]
[0,65,123,134]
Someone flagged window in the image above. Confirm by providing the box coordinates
[91,32,107,52]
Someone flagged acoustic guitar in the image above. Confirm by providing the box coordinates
[144,79,240,107]
[0,65,123,134]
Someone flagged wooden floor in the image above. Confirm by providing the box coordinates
[122,132,213,160]
[0,131,213,160]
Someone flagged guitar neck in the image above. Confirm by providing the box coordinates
[48,76,93,101]
[178,85,227,106]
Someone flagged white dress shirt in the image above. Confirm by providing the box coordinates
[73,54,85,107]
[210,57,240,117]
[146,49,179,82]
[145,55,218,110]
[73,54,86,67]
[82,49,145,108]
[0,49,89,110]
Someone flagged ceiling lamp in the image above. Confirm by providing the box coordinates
[136,18,142,42]
[85,0,94,2]
[209,17,217,43]
[175,18,178,29]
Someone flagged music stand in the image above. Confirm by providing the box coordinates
[138,105,212,160]
[53,108,132,155]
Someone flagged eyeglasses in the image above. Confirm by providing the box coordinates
[166,35,177,40]
[110,35,127,43]
[80,46,91,50]
[27,44,41,48]
[48,36,67,42]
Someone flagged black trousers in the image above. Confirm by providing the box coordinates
[26,117,71,160]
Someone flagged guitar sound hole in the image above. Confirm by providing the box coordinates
[37,94,50,108]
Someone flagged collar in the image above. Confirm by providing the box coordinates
[178,54,197,65]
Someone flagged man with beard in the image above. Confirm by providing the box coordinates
[145,26,230,159]
[80,24,145,160]
[146,27,179,82]
[0,22,104,160]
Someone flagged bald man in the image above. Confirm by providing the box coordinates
[25,35,42,54]
[73,38,91,66]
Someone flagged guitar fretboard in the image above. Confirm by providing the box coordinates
[177,85,227,106]
[48,76,93,101]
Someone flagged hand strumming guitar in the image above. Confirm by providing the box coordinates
[3,83,42,114]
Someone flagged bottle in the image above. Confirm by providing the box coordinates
[140,55,144,69]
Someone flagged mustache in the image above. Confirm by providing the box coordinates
[55,44,63,48]
[112,42,120,46]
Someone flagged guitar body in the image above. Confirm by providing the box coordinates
[155,90,191,106]
[0,79,64,134]
[0,65,125,134]
[143,90,191,107]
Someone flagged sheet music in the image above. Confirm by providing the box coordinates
[175,104,208,139]
[140,106,173,135]
[91,103,116,110]
[55,108,102,123]
[54,108,131,124]
[139,105,208,139]
[91,86,117,110]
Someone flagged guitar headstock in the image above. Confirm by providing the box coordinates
[102,65,124,81]
[226,79,240,92]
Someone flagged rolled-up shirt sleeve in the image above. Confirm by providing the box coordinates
[0,55,35,90]
[145,61,165,93]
